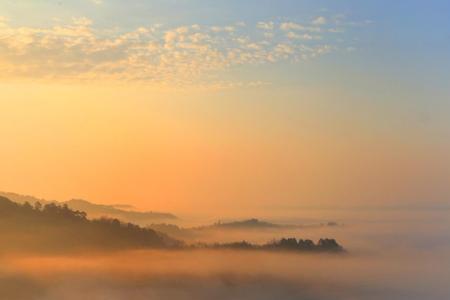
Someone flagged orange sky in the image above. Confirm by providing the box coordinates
[1,82,448,214]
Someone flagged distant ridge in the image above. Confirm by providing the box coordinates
[194,218,339,230]
[209,218,280,229]
[0,191,177,225]
[148,218,340,241]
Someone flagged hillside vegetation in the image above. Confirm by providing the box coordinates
[0,196,181,254]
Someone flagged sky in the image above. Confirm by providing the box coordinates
[0,0,449,214]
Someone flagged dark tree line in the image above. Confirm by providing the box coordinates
[196,237,344,253]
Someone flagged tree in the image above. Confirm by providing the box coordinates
[34,201,42,211]
[22,201,33,210]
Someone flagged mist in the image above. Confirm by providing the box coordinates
[1,208,449,300]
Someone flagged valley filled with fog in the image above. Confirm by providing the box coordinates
[1,206,448,300]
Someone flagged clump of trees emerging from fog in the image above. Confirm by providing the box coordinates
[194,237,344,253]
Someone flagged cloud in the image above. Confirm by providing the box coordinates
[0,16,353,86]
[286,32,321,40]
[312,16,327,25]
[279,22,321,32]
[90,0,103,5]
[210,26,235,33]
[257,21,274,30]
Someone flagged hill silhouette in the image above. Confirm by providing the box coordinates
[65,198,177,223]
[147,219,280,240]
[202,218,340,230]
[209,218,280,229]
[0,191,177,225]
[148,218,340,241]
[0,196,182,254]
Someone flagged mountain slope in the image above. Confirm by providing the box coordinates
[0,191,177,225]
[0,196,182,254]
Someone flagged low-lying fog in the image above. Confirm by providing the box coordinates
[1,208,449,300]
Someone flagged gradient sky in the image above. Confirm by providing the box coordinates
[0,0,449,213]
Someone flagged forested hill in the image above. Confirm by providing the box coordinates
[0,196,182,254]
[0,191,177,225]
